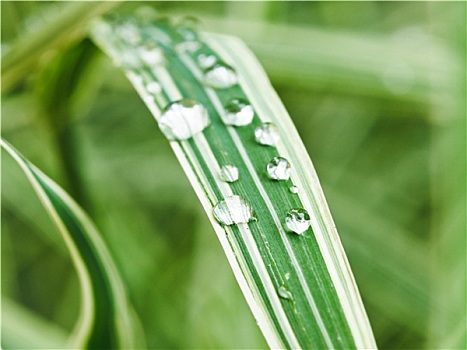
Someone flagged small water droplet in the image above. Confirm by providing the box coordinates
[197,53,217,69]
[146,81,162,95]
[118,51,142,69]
[159,100,210,140]
[213,195,256,225]
[139,45,165,65]
[220,165,239,183]
[204,63,237,89]
[289,185,299,194]
[285,208,311,234]
[278,285,293,300]
[223,98,254,126]
[117,25,141,45]
[267,157,291,181]
[285,272,290,280]
[175,17,201,53]
[255,122,280,146]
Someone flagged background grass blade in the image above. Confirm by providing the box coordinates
[1,1,120,93]
[0,140,144,349]
[91,16,377,349]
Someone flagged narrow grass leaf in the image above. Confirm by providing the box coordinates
[1,140,144,349]
[91,16,377,349]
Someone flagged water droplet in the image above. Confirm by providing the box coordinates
[146,81,162,95]
[223,98,254,126]
[220,165,239,183]
[197,53,217,69]
[175,17,201,53]
[204,63,237,89]
[278,285,293,300]
[117,25,141,45]
[213,195,256,225]
[139,45,165,65]
[289,185,299,194]
[159,100,210,140]
[285,208,311,234]
[255,122,280,146]
[267,157,291,181]
[285,272,290,280]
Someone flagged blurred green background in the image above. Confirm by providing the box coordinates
[1,1,466,349]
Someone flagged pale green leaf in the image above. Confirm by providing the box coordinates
[1,140,144,349]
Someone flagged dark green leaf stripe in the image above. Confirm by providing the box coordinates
[91,16,376,349]
[1,140,143,349]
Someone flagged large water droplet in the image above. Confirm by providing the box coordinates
[213,195,256,225]
[197,53,217,69]
[255,122,280,146]
[267,157,291,181]
[159,100,210,140]
[204,63,237,89]
[289,185,299,194]
[278,286,293,300]
[223,98,254,126]
[220,165,239,183]
[285,208,311,234]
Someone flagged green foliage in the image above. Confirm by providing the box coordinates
[2,1,465,349]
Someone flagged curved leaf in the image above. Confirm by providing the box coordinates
[1,139,144,349]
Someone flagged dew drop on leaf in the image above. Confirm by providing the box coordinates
[220,165,239,183]
[213,195,256,225]
[223,98,254,126]
[139,45,165,65]
[159,99,210,140]
[146,81,162,95]
[267,157,291,181]
[289,185,299,194]
[175,17,201,53]
[197,53,217,69]
[255,122,280,146]
[204,63,238,89]
[278,285,293,300]
[285,208,311,234]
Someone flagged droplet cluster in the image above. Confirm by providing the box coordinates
[113,16,311,236]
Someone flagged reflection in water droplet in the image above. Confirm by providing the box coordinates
[204,63,237,89]
[223,98,254,126]
[139,45,165,65]
[197,53,217,69]
[267,157,291,181]
[220,165,239,183]
[285,208,311,234]
[278,286,293,300]
[289,185,299,194]
[213,195,256,225]
[159,100,210,140]
[255,122,280,146]
[146,81,162,95]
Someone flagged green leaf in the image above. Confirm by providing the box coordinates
[1,140,144,349]
[91,16,377,349]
